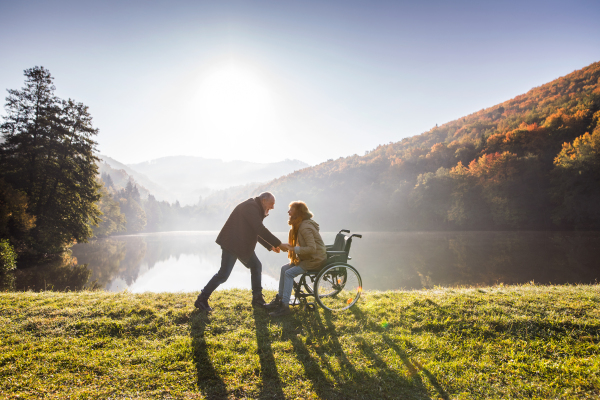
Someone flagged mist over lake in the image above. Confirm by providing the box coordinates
[67,231,600,293]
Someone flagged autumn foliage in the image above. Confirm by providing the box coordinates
[256,61,600,230]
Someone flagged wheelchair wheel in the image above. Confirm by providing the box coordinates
[314,264,362,311]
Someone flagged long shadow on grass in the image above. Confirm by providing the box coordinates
[252,308,286,400]
[190,310,228,399]
[324,311,432,399]
[277,309,432,399]
[350,307,450,400]
[280,315,336,398]
[381,334,450,400]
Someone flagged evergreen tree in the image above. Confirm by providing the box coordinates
[143,194,163,232]
[94,181,126,237]
[119,197,147,233]
[101,172,115,189]
[0,178,36,251]
[116,180,147,233]
[0,66,102,255]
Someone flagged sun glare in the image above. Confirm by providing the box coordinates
[193,65,276,137]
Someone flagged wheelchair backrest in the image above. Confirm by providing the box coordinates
[330,233,347,251]
[323,229,362,268]
[327,229,357,254]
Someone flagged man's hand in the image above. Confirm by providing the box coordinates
[279,243,292,252]
[272,246,281,253]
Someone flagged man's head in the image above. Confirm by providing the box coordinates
[258,192,275,216]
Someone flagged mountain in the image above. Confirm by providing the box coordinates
[126,156,309,205]
[242,61,600,231]
[98,155,175,202]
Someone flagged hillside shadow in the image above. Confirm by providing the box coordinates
[252,308,286,399]
[189,310,228,399]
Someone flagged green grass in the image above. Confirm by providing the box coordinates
[1,285,599,399]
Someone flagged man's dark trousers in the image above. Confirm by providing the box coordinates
[201,249,262,298]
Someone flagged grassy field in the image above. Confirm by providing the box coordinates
[0,285,599,399]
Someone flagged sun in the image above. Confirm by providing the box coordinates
[193,65,276,136]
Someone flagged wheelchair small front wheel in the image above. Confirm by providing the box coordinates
[314,264,362,311]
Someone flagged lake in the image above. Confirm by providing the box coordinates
[69,231,600,292]
[4,231,600,292]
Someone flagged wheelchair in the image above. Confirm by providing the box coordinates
[290,229,363,312]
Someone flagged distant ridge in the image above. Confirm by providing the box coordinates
[97,155,308,205]
[97,155,175,202]
[127,156,308,205]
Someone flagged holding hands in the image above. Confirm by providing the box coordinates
[278,243,292,252]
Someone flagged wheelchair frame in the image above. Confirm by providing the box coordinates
[290,229,363,312]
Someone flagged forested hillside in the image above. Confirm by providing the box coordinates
[253,61,600,231]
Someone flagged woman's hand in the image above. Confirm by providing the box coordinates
[279,243,292,252]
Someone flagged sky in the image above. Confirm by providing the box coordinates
[1,0,599,165]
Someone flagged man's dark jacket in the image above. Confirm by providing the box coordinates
[216,197,282,262]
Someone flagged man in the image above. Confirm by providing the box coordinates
[195,192,290,311]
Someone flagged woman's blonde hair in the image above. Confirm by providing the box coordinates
[288,201,313,221]
[288,201,314,264]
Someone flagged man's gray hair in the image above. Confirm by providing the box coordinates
[258,192,275,202]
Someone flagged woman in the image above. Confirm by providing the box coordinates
[266,201,327,317]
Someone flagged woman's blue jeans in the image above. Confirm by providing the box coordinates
[279,263,305,305]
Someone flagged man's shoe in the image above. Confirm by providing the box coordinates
[194,295,213,312]
[252,293,267,308]
[269,305,291,317]
[264,294,282,311]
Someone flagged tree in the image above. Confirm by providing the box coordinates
[0,66,102,255]
[116,181,147,233]
[143,194,163,232]
[552,127,600,228]
[101,172,115,189]
[93,181,126,237]
[0,177,36,250]
[0,239,17,273]
[120,197,147,233]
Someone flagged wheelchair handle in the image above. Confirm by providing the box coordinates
[351,234,362,239]
[339,229,350,234]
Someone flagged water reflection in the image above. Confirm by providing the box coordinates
[0,254,93,292]
[360,231,600,290]
[72,232,281,293]
[3,231,599,292]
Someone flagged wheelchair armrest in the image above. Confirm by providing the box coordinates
[326,251,347,257]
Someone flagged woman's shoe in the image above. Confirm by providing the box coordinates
[269,305,291,317]
[264,294,282,310]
